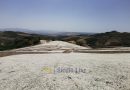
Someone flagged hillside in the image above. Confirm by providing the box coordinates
[57,31,130,48]
[86,31,130,48]
[1,30,130,51]
[0,31,41,51]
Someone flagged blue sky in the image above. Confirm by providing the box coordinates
[0,0,130,32]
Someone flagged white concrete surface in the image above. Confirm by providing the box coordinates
[0,53,130,90]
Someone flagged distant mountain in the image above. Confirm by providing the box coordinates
[0,28,95,36]
[49,32,94,36]
[0,28,33,33]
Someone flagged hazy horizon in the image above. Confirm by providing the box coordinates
[0,0,130,32]
[0,27,130,33]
